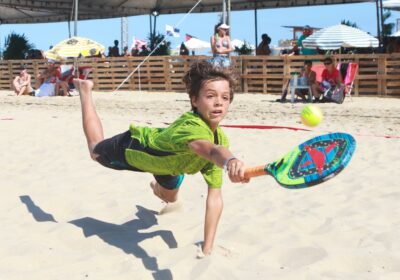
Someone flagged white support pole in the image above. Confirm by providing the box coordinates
[74,0,78,36]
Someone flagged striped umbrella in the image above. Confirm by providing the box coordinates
[45,36,105,59]
[302,24,378,50]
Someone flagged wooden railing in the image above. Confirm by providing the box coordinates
[1,54,399,97]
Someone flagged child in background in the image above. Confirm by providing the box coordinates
[75,61,248,257]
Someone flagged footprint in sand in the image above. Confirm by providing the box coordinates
[279,247,327,269]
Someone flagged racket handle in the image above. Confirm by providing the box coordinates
[244,165,268,178]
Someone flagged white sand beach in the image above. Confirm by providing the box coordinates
[1,90,399,280]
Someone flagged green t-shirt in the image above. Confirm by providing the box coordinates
[125,112,229,188]
[298,35,317,55]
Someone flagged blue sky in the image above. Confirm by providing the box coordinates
[0,3,399,53]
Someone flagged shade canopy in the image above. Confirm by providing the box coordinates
[382,0,400,11]
[184,37,210,51]
[302,24,379,50]
[0,0,372,24]
[45,36,105,59]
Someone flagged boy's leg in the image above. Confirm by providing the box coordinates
[74,79,104,159]
[150,181,179,203]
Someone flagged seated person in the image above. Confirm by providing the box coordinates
[35,60,69,97]
[13,67,34,96]
[295,60,319,101]
[317,57,344,103]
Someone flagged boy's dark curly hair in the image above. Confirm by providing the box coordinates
[182,61,235,110]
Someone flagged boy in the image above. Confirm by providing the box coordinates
[75,61,248,256]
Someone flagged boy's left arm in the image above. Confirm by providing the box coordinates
[188,139,247,183]
[202,187,223,256]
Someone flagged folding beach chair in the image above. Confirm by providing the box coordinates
[312,64,325,83]
[78,66,93,80]
[343,63,358,101]
[59,64,75,87]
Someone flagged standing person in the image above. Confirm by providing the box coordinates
[179,42,189,56]
[74,61,248,256]
[210,23,232,68]
[123,46,131,57]
[298,25,317,56]
[111,40,120,57]
[13,67,34,96]
[256,34,271,56]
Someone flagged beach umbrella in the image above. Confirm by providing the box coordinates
[302,24,379,50]
[383,0,400,11]
[45,36,105,59]
[184,38,211,52]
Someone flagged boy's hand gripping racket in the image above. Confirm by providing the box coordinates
[244,132,356,188]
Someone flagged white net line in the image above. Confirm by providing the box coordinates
[112,0,204,94]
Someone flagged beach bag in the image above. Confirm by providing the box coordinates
[323,85,345,104]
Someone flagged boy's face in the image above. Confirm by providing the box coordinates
[191,79,231,131]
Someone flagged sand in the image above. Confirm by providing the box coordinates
[1,90,400,280]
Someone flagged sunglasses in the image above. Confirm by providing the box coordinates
[324,62,332,65]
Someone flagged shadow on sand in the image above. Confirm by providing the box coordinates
[20,195,57,222]
[19,195,176,280]
[69,205,177,280]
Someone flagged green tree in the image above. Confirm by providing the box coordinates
[234,41,254,55]
[147,32,171,56]
[341,20,358,29]
[382,9,395,37]
[3,32,34,60]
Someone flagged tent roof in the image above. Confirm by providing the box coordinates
[0,0,372,24]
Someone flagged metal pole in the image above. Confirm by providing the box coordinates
[0,23,2,59]
[375,0,381,50]
[379,0,385,51]
[254,1,258,48]
[149,13,152,38]
[227,0,231,26]
[153,15,157,38]
[222,0,226,23]
[74,0,78,36]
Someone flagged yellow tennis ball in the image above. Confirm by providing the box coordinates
[301,105,323,127]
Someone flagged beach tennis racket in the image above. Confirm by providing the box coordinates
[244,132,356,189]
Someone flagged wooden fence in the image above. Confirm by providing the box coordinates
[1,54,399,97]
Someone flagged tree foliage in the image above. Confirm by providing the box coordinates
[3,32,34,60]
[382,9,395,37]
[341,20,358,29]
[234,41,254,55]
[147,33,171,56]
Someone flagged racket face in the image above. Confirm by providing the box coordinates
[266,132,356,189]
